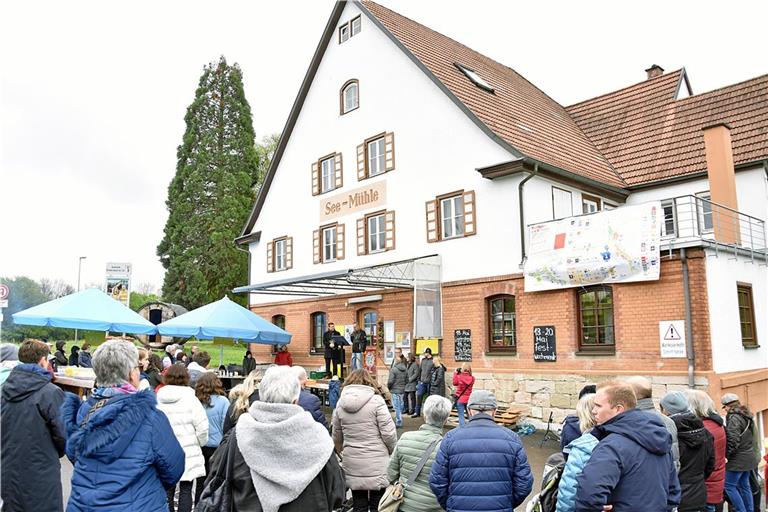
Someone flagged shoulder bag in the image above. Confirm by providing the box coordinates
[379,438,440,512]
[450,376,474,407]
[196,430,238,512]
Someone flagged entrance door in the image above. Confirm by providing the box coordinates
[149,309,163,343]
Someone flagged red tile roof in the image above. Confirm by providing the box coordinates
[568,72,768,186]
[361,1,626,188]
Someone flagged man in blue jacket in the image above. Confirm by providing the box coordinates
[429,389,533,511]
[575,380,681,512]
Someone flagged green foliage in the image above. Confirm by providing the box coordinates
[253,133,280,192]
[158,56,257,310]
[1,276,74,342]
[129,292,160,312]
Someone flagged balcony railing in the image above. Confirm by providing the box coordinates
[659,195,766,257]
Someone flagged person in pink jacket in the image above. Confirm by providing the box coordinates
[452,363,475,427]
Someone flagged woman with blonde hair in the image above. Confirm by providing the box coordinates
[452,362,474,427]
[222,367,266,434]
[429,355,447,397]
[555,393,599,512]
[332,369,397,511]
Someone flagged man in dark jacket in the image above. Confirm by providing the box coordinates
[54,339,68,366]
[660,391,715,512]
[429,389,533,511]
[295,366,329,429]
[575,380,680,512]
[323,322,340,378]
[209,366,345,511]
[413,348,434,417]
[350,322,367,371]
[721,393,759,512]
[1,339,67,512]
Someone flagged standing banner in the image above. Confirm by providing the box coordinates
[525,202,661,292]
[105,262,132,308]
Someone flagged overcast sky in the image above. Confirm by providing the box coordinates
[1,0,765,292]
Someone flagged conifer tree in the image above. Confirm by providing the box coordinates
[157,56,257,309]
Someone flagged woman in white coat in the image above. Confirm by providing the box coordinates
[157,363,209,512]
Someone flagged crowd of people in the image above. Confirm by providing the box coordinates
[0,338,765,512]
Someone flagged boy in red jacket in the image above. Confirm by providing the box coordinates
[274,345,293,366]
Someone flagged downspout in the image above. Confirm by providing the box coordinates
[680,248,696,388]
[518,162,539,268]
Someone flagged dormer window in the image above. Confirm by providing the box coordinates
[455,63,494,93]
[341,80,359,114]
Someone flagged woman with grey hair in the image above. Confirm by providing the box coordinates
[386,395,452,511]
[62,339,185,512]
[556,393,599,512]
[686,390,726,512]
[205,365,346,511]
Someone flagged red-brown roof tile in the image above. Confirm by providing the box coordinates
[361,1,626,188]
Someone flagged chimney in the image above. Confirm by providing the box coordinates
[645,64,664,80]
[702,123,740,244]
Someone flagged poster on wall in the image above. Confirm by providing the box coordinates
[336,324,353,345]
[395,331,411,348]
[524,202,661,292]
[383,343,396,365]
[533,326,556,362]
[105,262,132,308]
[364,347,377,374]
[659,320,686,358]
[384,320,395,343]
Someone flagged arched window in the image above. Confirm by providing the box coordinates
[487,295,516,352]
[340,80,359,114]
[310,312,327,353]
[271,315,286,354]
[358,308,378,344]
[578,286,615,351]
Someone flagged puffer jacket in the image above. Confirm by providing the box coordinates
[331,384,397,490]
[156,384,209,481]
[671,412,714,511]
[702,414,726,505]
[299,389,329,429]
[388,362,408,395]
[429,364,446,397]
[556,432,598,512]
[575,408,680,512]
[387,423,444,512]
[429,413,533,511]
[77,350,93,368]
[405,361,419,393]
[725,405,758,471]
[62,389,185,511]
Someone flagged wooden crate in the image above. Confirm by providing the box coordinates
[449,404,524,428]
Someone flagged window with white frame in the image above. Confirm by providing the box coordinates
[440,195,464,239]
[321,157,334,193]
[696,192,713,233]
[582,194,601,214]
[367,137,386,176]
[367,213,386,253]
[323,225,337,262]
[274,239,286,271]
[339,24,350,43]
[661,199,677,238]
[552,187,573,219]
[351,16,361,36]
[341,81,359,114]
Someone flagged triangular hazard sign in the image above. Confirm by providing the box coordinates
[663,324,682,341]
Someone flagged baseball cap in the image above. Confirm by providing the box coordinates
[720,393,740,407]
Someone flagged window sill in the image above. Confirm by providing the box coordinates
[575,349,616,357]
[358,169,392,182]
[484,350,518,357]
[341,106,359,115]
[742,344,760,349]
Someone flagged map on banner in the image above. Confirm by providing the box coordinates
[524,202,661,291]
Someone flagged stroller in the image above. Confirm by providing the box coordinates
[525,452,565,512]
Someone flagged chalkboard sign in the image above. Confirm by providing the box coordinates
[533,326,556,362]
[454,329,472,361]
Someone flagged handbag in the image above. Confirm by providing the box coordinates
[195,431,238,512]
[379,438,439,512]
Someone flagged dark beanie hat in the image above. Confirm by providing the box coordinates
[578,384,597,399]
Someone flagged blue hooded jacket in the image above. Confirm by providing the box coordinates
[574,408,681,512]
[428,413,533,511]
[556,432,598,512]
[62,389,185,512]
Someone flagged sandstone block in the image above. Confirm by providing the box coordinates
[514,391,532,404]
[550,393,572,408]
[531,392,551,407]
[525,380,555,393]
[555,381,578,395]
[530,406,543,419]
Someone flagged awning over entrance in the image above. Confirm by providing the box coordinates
[233,255,443,338]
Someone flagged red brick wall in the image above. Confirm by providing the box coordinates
[249,249,712,376]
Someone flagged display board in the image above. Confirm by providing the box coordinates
[525,202,661,291]
[454,329,472,361]
[533,326,556,362]
[415,338,439,355]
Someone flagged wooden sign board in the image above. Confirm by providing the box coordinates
[533,326,556,362]
[454,329,472,361]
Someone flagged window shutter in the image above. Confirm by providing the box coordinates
[336,224,345,260]
[311,161,320,196]
[285,237,293,270]
[313,229,321,264]
[266,242,274,272]
[384,132,395,172]
[463,190,476,236]
[357,217,367,255]
[384,210,396,251]
[425,200,438,243]
[334,153,343,189]
[357,143,366,180]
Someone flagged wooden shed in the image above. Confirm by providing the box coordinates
[137,301,188,348]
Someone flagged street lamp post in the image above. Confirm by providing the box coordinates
[74,256,87,342]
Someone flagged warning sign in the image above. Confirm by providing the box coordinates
[659,320,686,358]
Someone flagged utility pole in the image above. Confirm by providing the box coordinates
[74,256,86,342]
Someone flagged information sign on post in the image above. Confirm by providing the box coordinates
[533,326,557,362]
[454,329,472,362]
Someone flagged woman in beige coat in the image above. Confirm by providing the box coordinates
[332,369,397,512]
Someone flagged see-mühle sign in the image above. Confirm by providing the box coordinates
[320,181,386,221]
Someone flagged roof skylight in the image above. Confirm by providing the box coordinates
[455,63,494,93]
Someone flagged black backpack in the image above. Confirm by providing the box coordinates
[527,452,565,512]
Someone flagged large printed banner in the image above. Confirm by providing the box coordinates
[524,202,661,292]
